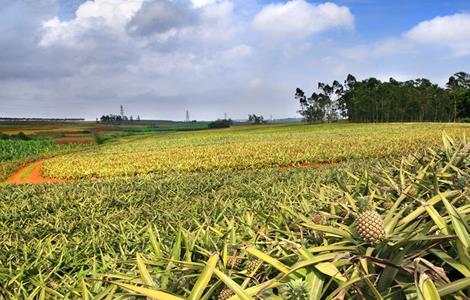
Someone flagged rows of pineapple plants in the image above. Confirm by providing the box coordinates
[0,156,355,298]
[0,135,468,298]
[97,135,470,299]
[42,123,470,179]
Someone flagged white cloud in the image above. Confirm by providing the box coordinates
[191,0,218,8]
[252,0,354,37]
[76,0,143,29]
[222,44,252,60]
[339,38,414,61]
[40,0,143,47]
[339,13,470,60]
[3,1,470,120]
[128,0,196,36]
[405,13,470,56]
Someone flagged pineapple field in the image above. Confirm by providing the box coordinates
[0,123,469,299]
[42,123,470,179]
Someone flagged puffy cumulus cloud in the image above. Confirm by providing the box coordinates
[0,1,76,80]
[39,0,144,47]
[191,0,218,8]
[339,38,415,61]
[10,0,259,119]
[128,0,197,36]
[340,13,470,61]
[252,0,354,37]
[3,1,470,120]
[405,13,470,56]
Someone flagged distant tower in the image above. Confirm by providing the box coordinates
[185,110,190,122]
[120,105,124,117]
[224,112,227,120]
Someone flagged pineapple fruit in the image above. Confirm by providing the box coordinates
[245,259,262,274]
[382,201,393,210]
[312,212,324,224]
[218,288,234,300]
[355,197,385,243]
[227,256,241,270]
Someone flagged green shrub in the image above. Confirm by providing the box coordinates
[92,133,107,144]
[208,119,232,129]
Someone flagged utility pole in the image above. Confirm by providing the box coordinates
[120,105,124,117]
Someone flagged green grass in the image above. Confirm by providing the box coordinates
[18,163,36,180]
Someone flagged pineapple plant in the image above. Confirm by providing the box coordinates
[282,279,309,300]
[245,259,262,274]
[312,212,324,224]
[382,201,393,210]
[218,288,234,300]
[227,256,241,270]
[355,197,385,243]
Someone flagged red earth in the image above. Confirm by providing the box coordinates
[6,159,335,184]
[7,160,63,184]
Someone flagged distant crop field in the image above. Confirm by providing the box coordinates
[0,139,58,162]
[43,122,470,179]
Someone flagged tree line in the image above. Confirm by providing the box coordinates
[99,114,140,124]
[295,72,470,123]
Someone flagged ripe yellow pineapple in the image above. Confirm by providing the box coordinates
[356,197,385,243]
[218,288,234,300]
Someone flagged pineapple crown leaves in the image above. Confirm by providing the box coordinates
[282,279,309,300]
[356,196,375,213]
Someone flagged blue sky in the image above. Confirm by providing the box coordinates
[338,0,470,40]
[59,1,470,38]
[1,0,470,120]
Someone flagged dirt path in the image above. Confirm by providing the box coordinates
[5,159,335,184]
[7,160,63,184]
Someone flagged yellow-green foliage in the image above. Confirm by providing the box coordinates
[0,123,469,299]
[43,123,470,179]
[107,136,470,299]
[0,161,352,298]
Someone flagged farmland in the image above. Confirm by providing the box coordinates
[0,122,469,299]
[43,123,470,179]
[0,139,59,162]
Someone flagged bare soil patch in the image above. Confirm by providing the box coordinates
[7,160,63,184]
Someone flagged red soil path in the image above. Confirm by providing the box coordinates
[5,160,335,184]
[7,160,63,184]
